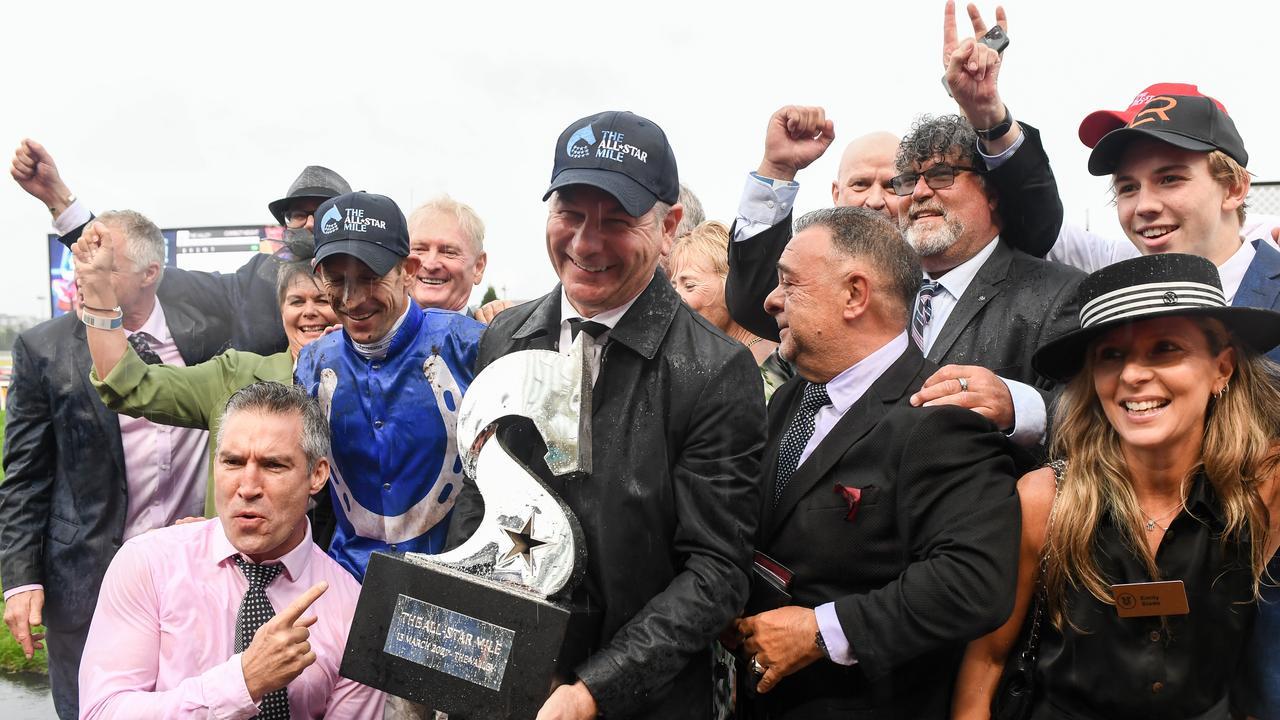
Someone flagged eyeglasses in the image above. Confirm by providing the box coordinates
[283,210,313,229]
[889,164,983,197]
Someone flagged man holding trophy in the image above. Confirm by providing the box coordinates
[447,110,768,720]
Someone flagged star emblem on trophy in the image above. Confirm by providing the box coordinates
[342,337,595,718]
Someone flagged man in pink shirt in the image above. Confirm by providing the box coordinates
[78,381,384,719]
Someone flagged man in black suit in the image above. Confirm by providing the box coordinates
[0,212,221,719]
[448,110,765,720]
[726,6,1080,455]
[735,206,1019,719]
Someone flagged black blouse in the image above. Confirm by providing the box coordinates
[1033,472,1256,719]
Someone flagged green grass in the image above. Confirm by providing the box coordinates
[0,408,50,674]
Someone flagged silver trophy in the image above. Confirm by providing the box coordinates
[341,339,595,719]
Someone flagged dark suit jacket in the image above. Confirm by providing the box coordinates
[61,221,286,355]
[0,304,220,630]
[747,348,1020,719]
[446,272,766,719]
[727,123,1065,342]
[1234,239,1280,364]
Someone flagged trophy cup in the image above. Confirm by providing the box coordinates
[340,338,594,718]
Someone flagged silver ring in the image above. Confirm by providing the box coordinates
[750,656,766,676]
[957,377,969,393]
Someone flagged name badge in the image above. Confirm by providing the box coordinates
[1111,580,1190,618]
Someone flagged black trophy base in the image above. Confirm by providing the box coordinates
[342,551,584,720]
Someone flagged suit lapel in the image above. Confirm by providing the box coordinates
[764,349,924,541]
[72,322,126,479]
[1233,240,1280,311]
[510,289,562,352]
[927,241,1010,363]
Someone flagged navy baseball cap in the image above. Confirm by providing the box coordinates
[312,192,409,277]
[543,110,679,217]
[1087,92,1248,176]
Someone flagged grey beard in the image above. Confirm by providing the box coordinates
[905,217,965,258]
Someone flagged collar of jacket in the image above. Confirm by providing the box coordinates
[511,269,680,360]
[340,301,424,360]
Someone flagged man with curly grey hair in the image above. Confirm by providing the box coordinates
[892,110,1082,458]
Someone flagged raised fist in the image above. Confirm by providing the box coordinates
[758,106,836,183]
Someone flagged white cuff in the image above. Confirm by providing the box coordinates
[814,602,857,666]
[2,584,43,602]
[1000,377,1047,447]
[977,132,1026,171]
[733,172,799,243]
[53,199,92,237]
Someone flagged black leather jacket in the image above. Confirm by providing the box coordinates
[447,272,766,719]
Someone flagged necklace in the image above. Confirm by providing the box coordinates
[1139,501,1182,532]
[746,336,763,348]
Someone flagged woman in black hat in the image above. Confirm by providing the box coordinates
[952,253,1280,719]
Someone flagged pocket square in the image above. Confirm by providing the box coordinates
[833,483,862,522]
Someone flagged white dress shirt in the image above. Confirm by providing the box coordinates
[556,285,644,384]
[731,151,1046,447]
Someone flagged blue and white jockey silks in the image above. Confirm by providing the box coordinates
[296,306,483,580]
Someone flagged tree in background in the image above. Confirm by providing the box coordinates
[481,285,499,305]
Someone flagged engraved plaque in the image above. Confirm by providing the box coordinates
[383,594,515,691]
[342,340,596,719]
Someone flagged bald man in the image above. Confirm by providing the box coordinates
[829,130,902,214]
[725,103,1062,342]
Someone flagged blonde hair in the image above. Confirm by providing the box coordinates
[1045,318,1280,628]
[1206,150,1250,224]
[669,221,730,278]
[408,194,486,255]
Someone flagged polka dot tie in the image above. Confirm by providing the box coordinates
[235,557,290,719]
[773,382,830,506]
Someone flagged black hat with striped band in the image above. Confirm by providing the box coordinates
[1032,253,1280,382]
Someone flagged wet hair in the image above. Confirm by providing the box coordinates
[218,382,330,473]
[793,206,921,324]
[96,210,167,282]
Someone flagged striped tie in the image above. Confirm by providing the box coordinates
[911,280,942,350]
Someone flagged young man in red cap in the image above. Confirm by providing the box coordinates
[1081,84,1280,361]
[1079,83,1280,718]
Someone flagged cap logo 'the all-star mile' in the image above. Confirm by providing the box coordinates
[321,205,342,234]
[566,124,596,158]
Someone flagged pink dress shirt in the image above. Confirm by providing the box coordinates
[119,301,210,538]
[78,518,384,719]
[2,301,210,603]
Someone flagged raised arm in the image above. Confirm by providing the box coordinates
[943,2,1062,257]
[725,106,834,341]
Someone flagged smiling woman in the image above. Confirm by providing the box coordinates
[668,222,781,394]
[952,253,1280,720]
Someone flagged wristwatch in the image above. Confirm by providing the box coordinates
[814,629,830,659]
[975,105,1014,142]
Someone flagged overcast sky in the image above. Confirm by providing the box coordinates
[2,0,1277,318]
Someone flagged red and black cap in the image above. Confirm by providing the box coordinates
[1083,85,1247,175]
